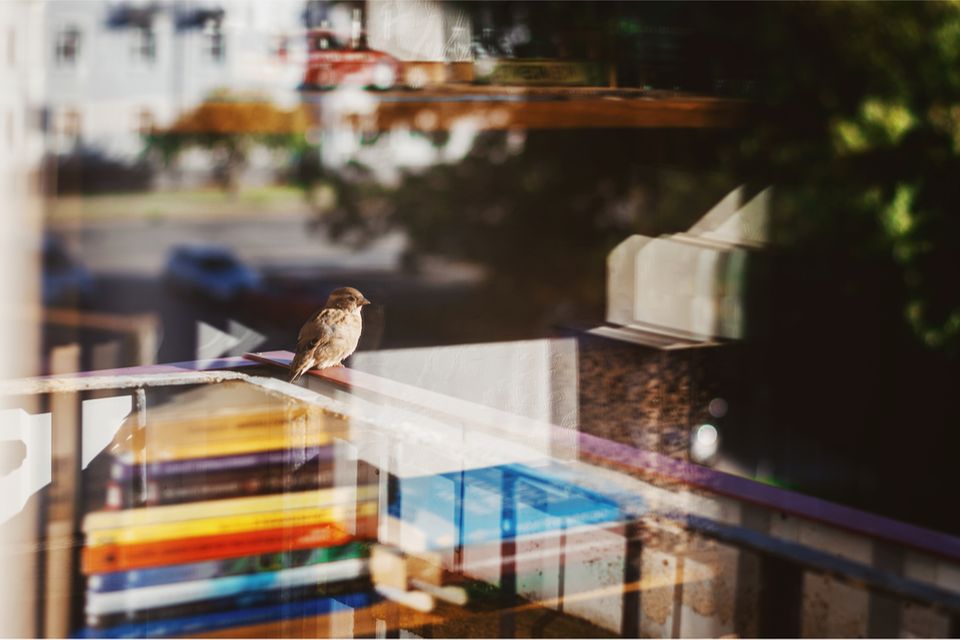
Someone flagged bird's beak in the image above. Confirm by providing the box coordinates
[361,298,371,306]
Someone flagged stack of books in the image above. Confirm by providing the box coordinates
[76,382,380,638]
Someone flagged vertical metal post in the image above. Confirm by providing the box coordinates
[499,470,517,638]
[867,542,903,637]
[135,387,147,505]
[756,555,803,637]
[454,470,465,574]
[949,613,960,639]
[734,505,770,637]
[620,520,644,638]
[45,344,80,637]
[670,556,686,638]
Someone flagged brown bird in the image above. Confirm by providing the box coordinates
[288,287,370,383]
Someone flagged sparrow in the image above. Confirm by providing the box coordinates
[288,287,370,383]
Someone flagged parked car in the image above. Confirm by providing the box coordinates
[163,245,261,302]
[299,28,401,90]
[43,235,94,306]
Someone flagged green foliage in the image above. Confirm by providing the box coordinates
[142,98,307,193]
[736,2,960,356]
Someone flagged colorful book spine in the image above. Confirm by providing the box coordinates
[115,408,327,447]
[86,577,372,630]
[81,518,377,575]
[84,485,379,532]
[109,446,336,482]
[86,501,377,548]
[85,558,368,616]
[88,542,367,593]
[106,464,335,509]
[75,591,379,638]
[116,431,336,465]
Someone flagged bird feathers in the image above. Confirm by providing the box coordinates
[288,305,364,383]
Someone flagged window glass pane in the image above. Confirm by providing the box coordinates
[3,2,960,638]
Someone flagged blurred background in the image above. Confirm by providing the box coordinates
[2,0,960,616]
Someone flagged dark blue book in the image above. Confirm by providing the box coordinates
[109,446,335,482]
[388,462,639,549]
[73,591,378,638]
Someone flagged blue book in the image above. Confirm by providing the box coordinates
[73,591,378,638]
[85,558,368,619]
[388,463,640,549]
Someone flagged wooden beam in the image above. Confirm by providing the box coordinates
[300,89,749,131]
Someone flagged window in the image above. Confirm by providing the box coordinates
[203,18,225,62]
[134,107,154,134]
[272,34,289,61]
[5,110,14,148]
[130,25,156,62]
[310,32,344,52]
[55,25,81,66]
[59,108,81,139]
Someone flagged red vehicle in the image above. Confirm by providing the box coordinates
[300,28,401,90]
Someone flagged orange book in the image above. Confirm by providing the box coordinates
[82,516,377,575]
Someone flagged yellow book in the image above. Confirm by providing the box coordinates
[85,501,378,547]
[84,485,379,532]
[106,381,351,464]
[114,430,338,464]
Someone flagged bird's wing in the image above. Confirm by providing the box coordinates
[289,309,337,382]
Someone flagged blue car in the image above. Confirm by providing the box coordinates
[43,235,94,306]
[163,245,261,302]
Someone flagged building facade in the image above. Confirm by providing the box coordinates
[45,0,306,159]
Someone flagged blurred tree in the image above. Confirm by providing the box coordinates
[144,93,308,196]
[733,2,960,356]
[320,128,741,339]
[711,2,960,531]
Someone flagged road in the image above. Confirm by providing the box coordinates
[58,211,406,277]
[46,211,483,365]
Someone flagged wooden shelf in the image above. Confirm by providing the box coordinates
[299,86,750,131]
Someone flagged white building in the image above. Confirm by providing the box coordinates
[0,0,45,376]
[45,0,307,159]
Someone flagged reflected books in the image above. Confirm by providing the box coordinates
[75,591,379,638]
[106,446,343,509]
[82,518,370,574]
[85,485,378,533]
[77,381,380,637]
[104,382,350,464]
[387,462,633,550]
[85,559,369,623]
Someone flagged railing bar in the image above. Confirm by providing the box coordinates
[242,351,960,566]
[681,514,960,614]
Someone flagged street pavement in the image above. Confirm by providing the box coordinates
[46,210,483,365]
[57,211,406,277]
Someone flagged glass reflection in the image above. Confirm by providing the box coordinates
[3,0,960,637]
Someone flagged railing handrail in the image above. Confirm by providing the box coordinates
[241,350,960,566]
